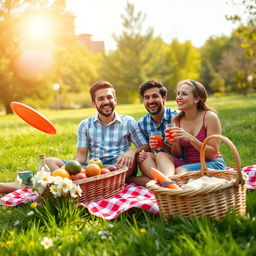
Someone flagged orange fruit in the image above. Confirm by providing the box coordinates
[52,168,71,179]
[65,160,81,175]
[86,163,101,177]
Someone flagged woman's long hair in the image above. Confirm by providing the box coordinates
[173,80,216,123]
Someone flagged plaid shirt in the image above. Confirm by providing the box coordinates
[77,112,147,163]
[137,107,178,152]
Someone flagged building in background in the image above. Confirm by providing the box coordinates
[78,34,105,53]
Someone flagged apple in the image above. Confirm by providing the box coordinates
[88,158,103,168]
[71,172,87,181]
[101,168,110,174]
[106,165,118,172]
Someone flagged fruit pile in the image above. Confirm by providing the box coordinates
[52,159,118,181]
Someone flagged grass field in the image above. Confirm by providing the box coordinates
[0,94,256,255]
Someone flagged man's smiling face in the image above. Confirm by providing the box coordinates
[93,88,117,117]
[142,87,166,115]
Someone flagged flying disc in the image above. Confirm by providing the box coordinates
[10,102,57,134]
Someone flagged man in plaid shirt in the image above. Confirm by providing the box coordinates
[134,80,178,186]
[46,81,149,179]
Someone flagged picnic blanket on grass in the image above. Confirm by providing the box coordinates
[79,183,159,220]
[1,165,256,219]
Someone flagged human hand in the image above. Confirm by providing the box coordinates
[115,150,136,168]
[149,132,162,149]
[169,127,194,142]
[138,150,147,163]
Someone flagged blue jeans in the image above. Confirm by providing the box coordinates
[179,157,226,171]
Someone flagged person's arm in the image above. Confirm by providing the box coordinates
[75,119,90,164]
[170,140,183,157]
[192,112,221,160]
[115,144,149,168]
[116,117,149,168]
[164,133,182,157]
[74,147,89,164]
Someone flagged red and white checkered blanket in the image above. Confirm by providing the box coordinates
[1,165,256,220]
[80,183,159,220]
[0,188,38,207]
[227,165,256,189]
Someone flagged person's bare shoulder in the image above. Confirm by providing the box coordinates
[204,111,220,128]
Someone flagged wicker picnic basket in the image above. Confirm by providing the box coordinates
[73,165,128,203]
[146,134,248,220]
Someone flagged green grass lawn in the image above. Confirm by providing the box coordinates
[0,94,256,255]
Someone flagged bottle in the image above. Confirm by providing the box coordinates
[37,154,51,172]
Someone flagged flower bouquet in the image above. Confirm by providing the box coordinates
[32,170,82,202]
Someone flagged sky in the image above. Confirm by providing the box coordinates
[66,0,241,51]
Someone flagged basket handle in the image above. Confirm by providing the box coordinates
[200,134,244,185]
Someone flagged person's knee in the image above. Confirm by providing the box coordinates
[155,152,165,159]
[176,167,188,174]
[155,152,173,161]
[145,152,155,160]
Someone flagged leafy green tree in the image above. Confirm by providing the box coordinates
[0,0,98,113]
[226,0,256,57]
[219,37,256,96]
[164,39,201,98]
[199,35,231,92]
[99,3,166,102]
[210,73,226,94]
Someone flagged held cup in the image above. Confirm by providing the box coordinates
[18,170,34,186]
[150,131,163,149]
[165,123,176,140]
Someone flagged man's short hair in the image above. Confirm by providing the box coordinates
[139,80,167,98]
[89,81,115,101]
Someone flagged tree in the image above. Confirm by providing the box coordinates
[219,37,256,96]
[226,0,256,57]
[164,39,201,98]
[99,3,166,102]
[199,35,231,93]
[0,0,98,113]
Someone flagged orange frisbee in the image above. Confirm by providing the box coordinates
[10,102,57,135]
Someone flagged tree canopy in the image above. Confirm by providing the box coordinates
[0,0,98,113]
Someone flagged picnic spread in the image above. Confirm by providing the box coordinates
[1,165,255,220]
[1,103,255,220]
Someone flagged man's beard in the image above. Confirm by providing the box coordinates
[96,103,115,117]
[146,103,163,115]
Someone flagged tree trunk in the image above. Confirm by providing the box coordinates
[5,102,13,114]
[243,87,248,97]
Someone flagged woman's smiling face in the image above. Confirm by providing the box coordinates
[176,83,198,110]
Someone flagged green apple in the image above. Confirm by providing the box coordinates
[88,158,103,168]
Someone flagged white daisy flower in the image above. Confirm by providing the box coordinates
[50,184,62,197]
[57,178,73,193]
[40,237,53,249]
[27,211,34,216]
[52,176,63,184]
[71,184,82,198]
[14,220,20,226]
[37,173,52,187]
